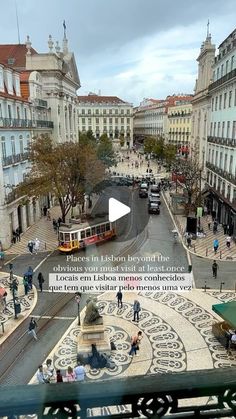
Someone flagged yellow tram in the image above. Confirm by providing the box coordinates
[58,218,116,252]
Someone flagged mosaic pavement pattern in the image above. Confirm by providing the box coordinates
[45,290,236,383]
[0,274,34,325]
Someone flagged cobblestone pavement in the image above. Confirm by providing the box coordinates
[30,289,236,386]
[0,272,36,345]
[163,190,236,262]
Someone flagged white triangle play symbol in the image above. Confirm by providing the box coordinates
[109,198,131,222]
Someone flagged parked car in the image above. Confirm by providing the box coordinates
[139,183,148,198]
[148,202,160,214]
[150,184,160,193]
[149,193,161,205]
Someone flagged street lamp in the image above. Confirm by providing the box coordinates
[75,292,82,325]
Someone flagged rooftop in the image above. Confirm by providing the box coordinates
[0,44,38,70]
[77,94,129,105]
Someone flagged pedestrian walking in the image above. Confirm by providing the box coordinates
[34,238,40,254]
[47,209,51,221]
[27,266,34,290]
[28,317,38,340]
[43,205,47,217]
[206,215,211,230]
[213,220,218,234]
[132,299,141,322]
[37,272,45,292]
[74,362,86,381]
[27,240,34,255]
[128,331,142,358]
[57,217,62,227]
[213,238,219,254]
[15,227,21,242]
[226,236,231,249]
[212,260,218,278]
[223,224,228,235]
[23,275,29,295]
[186,233,192,248]
[116,291,123,308]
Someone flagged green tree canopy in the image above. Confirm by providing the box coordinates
[97,133,117,167]
[16,135,105,221]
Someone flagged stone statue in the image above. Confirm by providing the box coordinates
[83,298,103,325]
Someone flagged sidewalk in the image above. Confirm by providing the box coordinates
[163,189,236,262]
[0,272,37,345]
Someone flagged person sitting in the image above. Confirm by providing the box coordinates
[226,329,236,354]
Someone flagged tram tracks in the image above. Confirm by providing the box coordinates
[0,293,74,384]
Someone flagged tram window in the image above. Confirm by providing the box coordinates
[80,231,85,239]
[59,232,64,241]
[72,232,78,240]
[91,227,96,236]
[65,233,70,242]
[96,226,101,235]
[106,223,110,231]
[101,224,105,233]
[86,228,91,237]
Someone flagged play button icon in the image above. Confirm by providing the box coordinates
[109,198,131,222]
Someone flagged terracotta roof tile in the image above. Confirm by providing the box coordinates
[0,44,38,70]
[77,95,127,104]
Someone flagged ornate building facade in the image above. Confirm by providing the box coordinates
[77,94,133,148]
[206,28,236,238]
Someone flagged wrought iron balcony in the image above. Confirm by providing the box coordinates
[206,162,236,185]
[0,117,33,128]
[34,98,48,108]
[5,189,19,204]
[209,68,236,91]
[207,136,236,147]
[0,368,236,417]
[36,120,54,128]
[2,152,29,167]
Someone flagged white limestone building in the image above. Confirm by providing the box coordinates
[77,94,133,148]
[205,28,236,239]
[191,31,215,169]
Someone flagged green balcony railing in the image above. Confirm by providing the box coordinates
[0,368,236,418]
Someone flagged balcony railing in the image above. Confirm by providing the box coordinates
[207,136,236,148]
[206,162,236,185]
[5,190,19,204]
[0,117,54,129]
[2,152,29,167]
[209,68,236,91]
[0,368,236,418]
[34,98,48,108]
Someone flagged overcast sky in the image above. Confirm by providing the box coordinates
[0,0,235,105]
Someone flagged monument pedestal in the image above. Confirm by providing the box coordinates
[77,315,111,357]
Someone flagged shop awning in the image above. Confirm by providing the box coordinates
[212,301,236,328]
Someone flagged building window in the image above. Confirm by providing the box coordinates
[222,121,225,138]
[215,96,218,111]
[109,118,112,124]
[216,67,220,80]
[96,118,99,124]
[115,109,118,115]
[223,92,227,108]
[219,94,222,110]
[229,155,233,173]
[221,63,224,77]
[11,136,15,155]
[103,109,106,115]
[95,109,99,115]
[82,126,86,132]
[225,60,229,74]
[213,122,216,136]
[224,154,227,171]
[127,110,130,115]
[232,121,236,139]
[109,109,112,114]
[8,104,12,119]
[82,109,85,115]
[121,118,124,123]
[82,118,85,124]
[219,152,223,169]
[103,118,107,124]
[215,150,218,166]
[88,118,91,123]
[19,135,24,154]
[88,126,92,131]
[88,109,91,115]
[217,122,220,137]
[1,136,6,159]
[231,55,234,71]
[121,109,124,115]
[115,118,118,124]
[226,121,230,138]
[229,91,232,107]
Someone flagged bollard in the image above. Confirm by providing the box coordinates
[45,242,47,250]
[220,282,225,292]
[193,245,196,252]
[220,251,222,259]
[206,248,208,256]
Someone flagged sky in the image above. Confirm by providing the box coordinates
[0,0,235,105]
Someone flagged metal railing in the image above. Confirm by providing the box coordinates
[206,162,236,185]
[2,152,29,167]
[207,136,236,148]
[209,68,236,91]
[0,368,236,418]
[0,117,54,129]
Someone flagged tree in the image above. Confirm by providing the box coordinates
[97,133,117,167]
[173,153,203,214]
[15,135,105,222]
[143,137,156,154]
[163,144,177,168]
